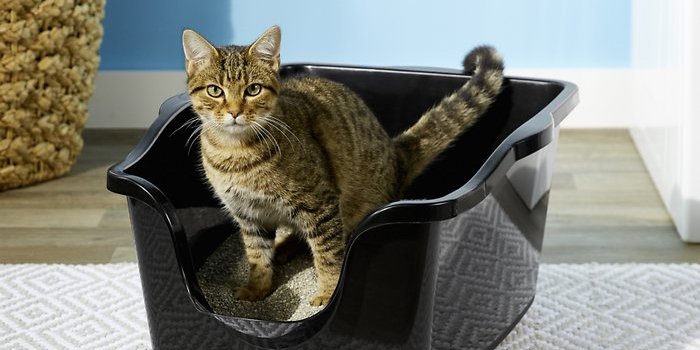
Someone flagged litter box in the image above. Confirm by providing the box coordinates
[107,64,578,350]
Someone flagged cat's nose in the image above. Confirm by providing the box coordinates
[223,113,248,125]
[222,113,238,125]
[234,115,248,125]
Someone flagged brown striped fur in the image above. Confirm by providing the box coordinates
[182,26,503,306]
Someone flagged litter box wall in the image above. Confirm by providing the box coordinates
[108,65,578,349]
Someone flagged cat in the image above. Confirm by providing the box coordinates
[182,25,504,306]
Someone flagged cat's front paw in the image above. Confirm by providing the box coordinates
[234,286,270,301]
[309,292,332,306]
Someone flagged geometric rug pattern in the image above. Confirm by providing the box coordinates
[498,263,700,350]
[0,264,149,350]
[1,263,699,350]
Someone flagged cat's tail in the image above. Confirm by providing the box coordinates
[393,45,504,187]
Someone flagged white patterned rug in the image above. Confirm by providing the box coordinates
[1,263,699,350]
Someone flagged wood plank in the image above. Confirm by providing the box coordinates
[0,227,133,247]
[0,191,124,209]
[98,204,133,229]
[0,209,105,228]
[111,246,138,263]
[0,246,116,264]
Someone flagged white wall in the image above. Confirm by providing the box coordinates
[630,0,700,242]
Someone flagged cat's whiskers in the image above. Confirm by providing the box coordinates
[260,117,296,151]
[170,114,201,138]
[264,115,304,151]
[252,121,281,156]
[248,123,267,155]
[186,119,218,156]
[250,122,274,158]
[185,125,203,155]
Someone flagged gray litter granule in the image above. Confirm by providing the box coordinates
[196,234,323,321]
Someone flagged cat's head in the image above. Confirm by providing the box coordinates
[182,26,281,140]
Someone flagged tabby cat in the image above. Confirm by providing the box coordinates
[182,26,504,306]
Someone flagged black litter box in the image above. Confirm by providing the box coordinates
[107,64,578,350]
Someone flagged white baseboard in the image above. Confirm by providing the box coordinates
[505,68,635,129]
[87,69,635,129]
[87,71,186,129]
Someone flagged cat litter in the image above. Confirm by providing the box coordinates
[197,233,323,321]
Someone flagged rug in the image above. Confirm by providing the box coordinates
[0,264,149,350]
[498,264,700,350]
[0,263,699,350]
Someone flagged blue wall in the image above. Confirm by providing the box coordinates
[100,0,233,70]
[100,0,630,70]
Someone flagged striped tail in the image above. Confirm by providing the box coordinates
[393,45,504,187]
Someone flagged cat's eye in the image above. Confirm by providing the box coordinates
[245,84,262,96]
[206,85,223,98]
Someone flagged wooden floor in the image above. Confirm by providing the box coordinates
[0,129,697,264]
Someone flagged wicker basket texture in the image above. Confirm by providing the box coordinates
[0,0,105,191]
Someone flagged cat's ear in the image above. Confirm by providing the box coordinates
[248,25,281,71]
[182,29,217,75]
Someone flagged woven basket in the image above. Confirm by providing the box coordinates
[0,0,105,191]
